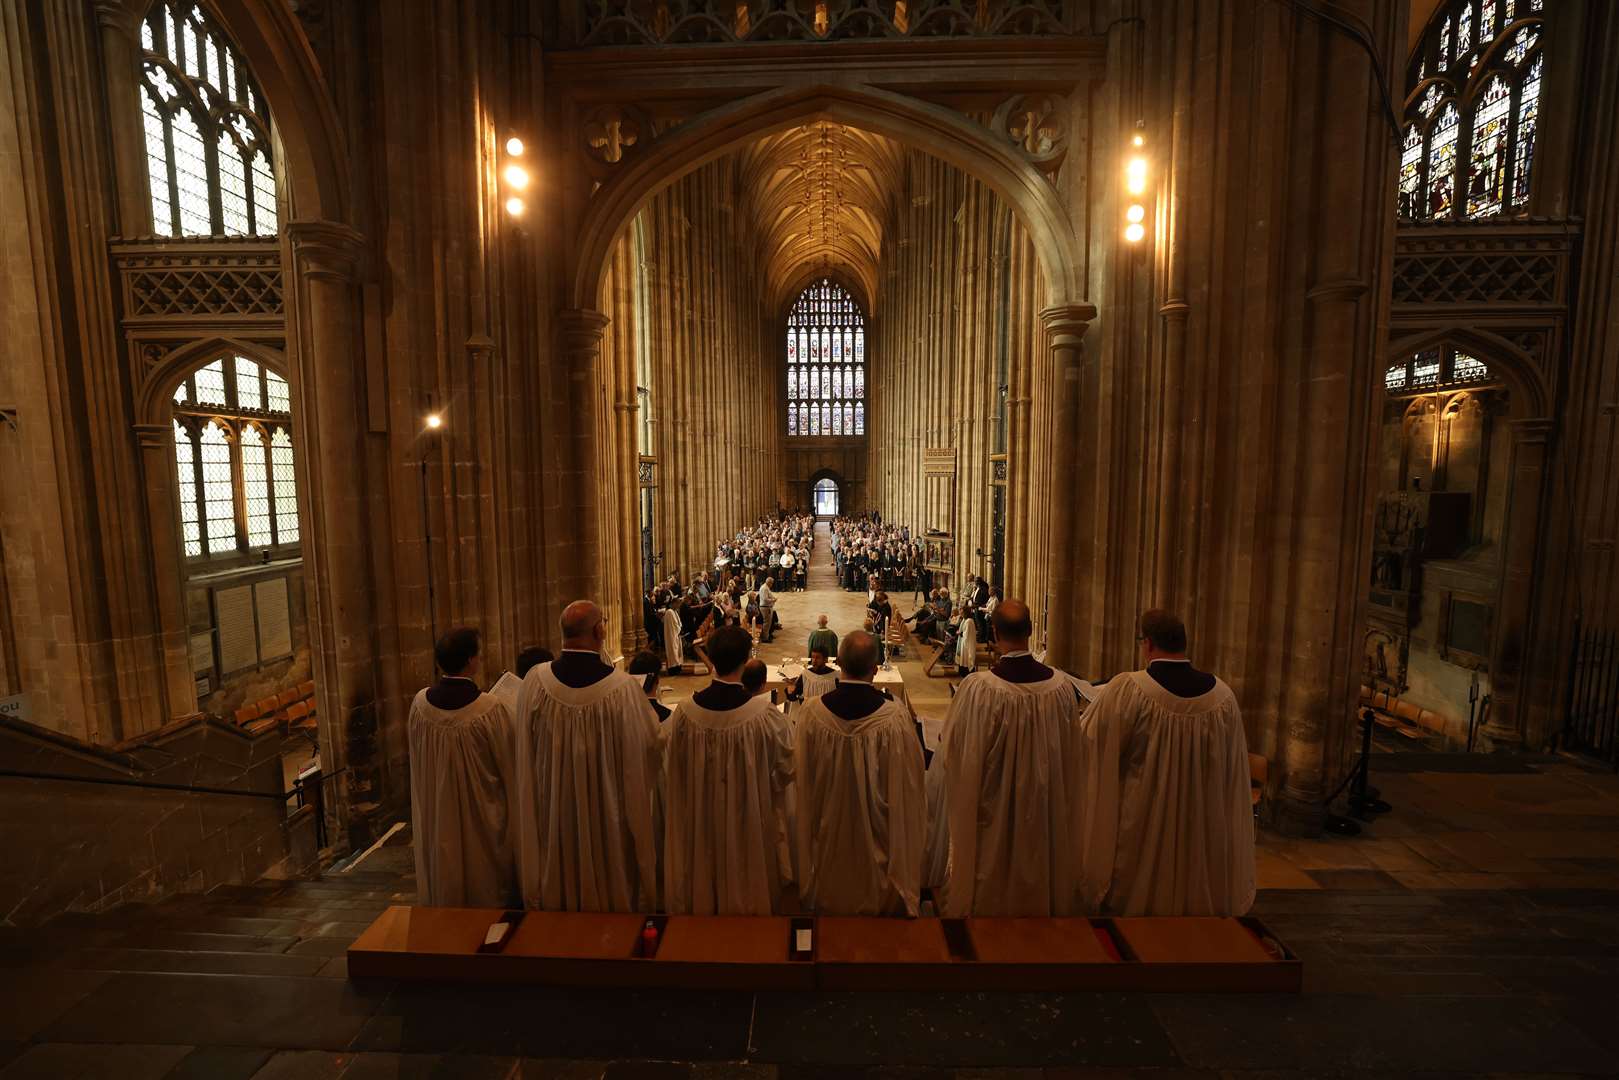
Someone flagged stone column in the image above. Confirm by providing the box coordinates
[1039,303,1096,671]
[134,422,197,717]
[1480,417,1554,748]
[559,308,611,603]
[92,1,151,235]
[285,220,373,819]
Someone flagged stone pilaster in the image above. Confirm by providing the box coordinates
[559,308,612,604]
[1039,303,1096,672]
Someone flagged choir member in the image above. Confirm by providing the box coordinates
[1077,610,1256,916]
[661,625,795,914]
[512,601,663,912]
[792,631,925,915]
[408,627,517,907]
[927,599,1093,916]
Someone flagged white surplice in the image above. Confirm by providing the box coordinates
[928,668,1090,916]
[954,617,978,670]
[407,689,517,908]
[512,663,664,912]
[661,609,685,668]
[793,693,926,916]
[1077,669,1256,916]
[661,692,795,914]
[799,667,838,702]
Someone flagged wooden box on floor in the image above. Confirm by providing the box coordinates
[348,907,1301,993]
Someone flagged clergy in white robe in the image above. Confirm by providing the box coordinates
[953,611,978,671]
[660,606,685,670]
[513,601,664,913]
[1077,610,1256,916]
[662,624,795,915]
[409,627,517,908]
[928,599,1092,916]
[794,631,925,916]
[796,647,839,704]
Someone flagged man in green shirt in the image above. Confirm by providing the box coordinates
[807,614,838,660]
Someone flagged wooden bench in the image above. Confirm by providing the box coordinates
[347,907,1300,993]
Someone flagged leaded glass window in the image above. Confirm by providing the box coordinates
[786,279,867,438]
[1400,0,1544,221]
[1384,347,1496,396]
[139,1,278,237]
[172,354,300,558]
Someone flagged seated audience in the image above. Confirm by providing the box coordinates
[1078,610,1255,916]
[793,631,925,915]
[513,601,663,912]
[409,627,517,907]
[927,599,1092,915]
[662,625,795,914]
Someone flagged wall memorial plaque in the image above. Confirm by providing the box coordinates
[255,577,293,661]
[215,584,258,675]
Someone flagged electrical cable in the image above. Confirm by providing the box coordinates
[1270,0,1404,140]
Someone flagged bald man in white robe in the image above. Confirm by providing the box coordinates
[1077,609,1255,916]
[928,599,1093,916]
[661,624,795,914]
[513,600,664,912]
[409,626,517,907]
[793,631,925,915]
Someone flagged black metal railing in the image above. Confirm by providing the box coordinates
[1564,618,1619,769]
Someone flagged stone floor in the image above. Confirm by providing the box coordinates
[4,537,1618,1077]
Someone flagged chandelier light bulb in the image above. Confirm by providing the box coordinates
[1124,222,1146,243]
[503,163,530,190]
[505,136,525,156]
[505,196,525,217]
[1127,203,1145,223]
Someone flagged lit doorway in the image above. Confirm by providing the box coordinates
[813,477,839,517]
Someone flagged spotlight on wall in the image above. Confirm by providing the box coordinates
[503,163,530,190]
[425,412,444,431]
[1123,124,1151,248]
[505,136,525,157]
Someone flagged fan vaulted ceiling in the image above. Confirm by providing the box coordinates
[737,122,904,313]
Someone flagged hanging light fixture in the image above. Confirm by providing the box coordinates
[1124,123,1150,245]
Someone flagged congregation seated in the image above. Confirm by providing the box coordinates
[408,627,517,908]
[793,631,925,915]
[662,626,794,915]
[415,596,1255,922]
[830,512,926,592]
[1077,610,1256,917]
[513,601,663,912]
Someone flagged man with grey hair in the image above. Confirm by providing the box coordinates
[791,629,926,915]
[513,600,663,912]
[807,614,838,660]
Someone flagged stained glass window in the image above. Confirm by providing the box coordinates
[1384,346,1494,396]
[139,1,278,237]
[786,279,866,436]
[171,354,299,558]
[1400,0,1544,220]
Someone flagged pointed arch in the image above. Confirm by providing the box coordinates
[139,336,288,425]
[1386,325,1548,416]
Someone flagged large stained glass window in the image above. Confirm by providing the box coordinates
[139,2,278,237]
[172,355,299,558]
[786,279,866,437]
[1399,0,1544,221]
[1384,346,1496,397]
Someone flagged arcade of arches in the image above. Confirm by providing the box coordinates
[4,0,1619,888]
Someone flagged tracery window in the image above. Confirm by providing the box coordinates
[172,356,300,558]
[1398,0,1543,221]
[1385,347,1494,395]
[139,1,279,237]
[786,278,866,437]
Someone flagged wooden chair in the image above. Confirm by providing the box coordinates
[233,702,263,727]
[296,680,316,700]
[274,688,300,711]
[286,700,316,734]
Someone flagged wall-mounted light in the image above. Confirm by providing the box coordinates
[503,163,530,190]
[425,412,443,431]
[504,196,525,217]
[1123,124,1151,246]
[505,136,525,157]
[503,134,530,219]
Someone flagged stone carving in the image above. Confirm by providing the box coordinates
[112,241,283,321]
[584,106,645,164]
[140,343,171,371]
[577,0,1069,46]
[638,457,657,486]
[990,95,1066,179]
[1392,250,1558,305]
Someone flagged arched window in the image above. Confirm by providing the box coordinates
[139,1,278,237]
[1399,0,1543,221]
[172,355,299,558]
[786,279,866,437]
[813,477,839,516]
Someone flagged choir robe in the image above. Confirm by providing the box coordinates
[953,616,978,670]
[793,684,925,916]
[1076,669,1256,916]
[661,608,685,668]
[408,684,517,907]
[512,662,664,912]
[927,664,1091,915]
[799,664,838,702]
[661,684,795,915]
